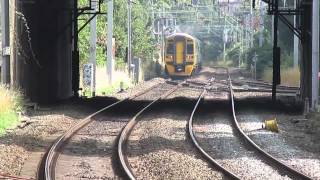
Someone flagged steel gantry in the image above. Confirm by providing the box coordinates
[149,0,259,66]
[71,0,107,97]
[262,0,319,109]
[263,0,303,101]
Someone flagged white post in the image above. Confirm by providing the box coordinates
[107,0,114,85]
[90,1,97,96]
[312,0,319,110]
[250,0,254,48]
[293,0,299,68]
[223,41,226,62]
[259,0,264,47]
[161,18,164,64]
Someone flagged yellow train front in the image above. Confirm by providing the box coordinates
[164,33,201,77]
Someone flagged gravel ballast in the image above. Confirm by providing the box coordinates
[236,109,320,179]
[55,115,130,179]
[0,103,94,177]
[193,102,290,180]
[0,78,164,178]
[127,107,225,180]
[111,78,165,100]
[1,68,319,180]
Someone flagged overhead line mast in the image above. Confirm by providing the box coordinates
[1,0,10,85]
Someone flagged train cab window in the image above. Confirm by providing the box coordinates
[167,43,174,54]
[187,44,194,54]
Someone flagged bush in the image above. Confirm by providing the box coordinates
[0,85,23,135]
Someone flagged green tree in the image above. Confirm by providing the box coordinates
[78,0,157,68]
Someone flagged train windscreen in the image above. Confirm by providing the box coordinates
[187,44,194,54]
[167,43,174,54]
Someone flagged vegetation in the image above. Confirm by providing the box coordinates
[81,67,133,96]
[76,0,302,86]
[222,1,302,84]
[0,86,23,135]
[263,68,300,86]
[78,0,157,67]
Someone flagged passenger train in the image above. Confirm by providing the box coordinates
[163,33,201,77]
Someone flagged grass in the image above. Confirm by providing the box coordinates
[97,70,133,95]
[96,79,131,95]
[0,85,23,135]
[262,68,300,87]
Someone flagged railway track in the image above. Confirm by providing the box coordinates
[38,78,213,180]
[117,81,186,179]
[36,67,313,180]
[231,79,300,94]
[188,67,312,180]
[117,74,226,179]
[37,81,183,180]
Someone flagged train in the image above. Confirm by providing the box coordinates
[162,33,201,77]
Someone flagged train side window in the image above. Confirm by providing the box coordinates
[167,43,174,54]
[187,44,194,54]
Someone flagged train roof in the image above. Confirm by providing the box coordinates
[166,33,196,40]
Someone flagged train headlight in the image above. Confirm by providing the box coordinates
[187,55,194,60]
[166,55,173,60]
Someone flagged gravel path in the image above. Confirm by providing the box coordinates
[127,107,225,180]
[237,109,320,179]
[193,100,291,180]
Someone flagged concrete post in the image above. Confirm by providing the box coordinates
[311,0,319,109]
[107,0,114,85]
[90,1,97,96]
[133,57,141,83]
[1,0,10,85]
[127,0,132,75]
[161,18,165,64]
[250,0,254,48]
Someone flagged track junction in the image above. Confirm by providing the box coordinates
[33,67,318,180]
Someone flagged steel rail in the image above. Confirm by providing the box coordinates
[118,81,185,180]
[0,173,34,180]
[232,80,300,90]
[188,68,240,179]
[189,67,312,179]
[232,88,299,94]
[228,76,312,180]
[188,89,241,180]
[42,82,163,180]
